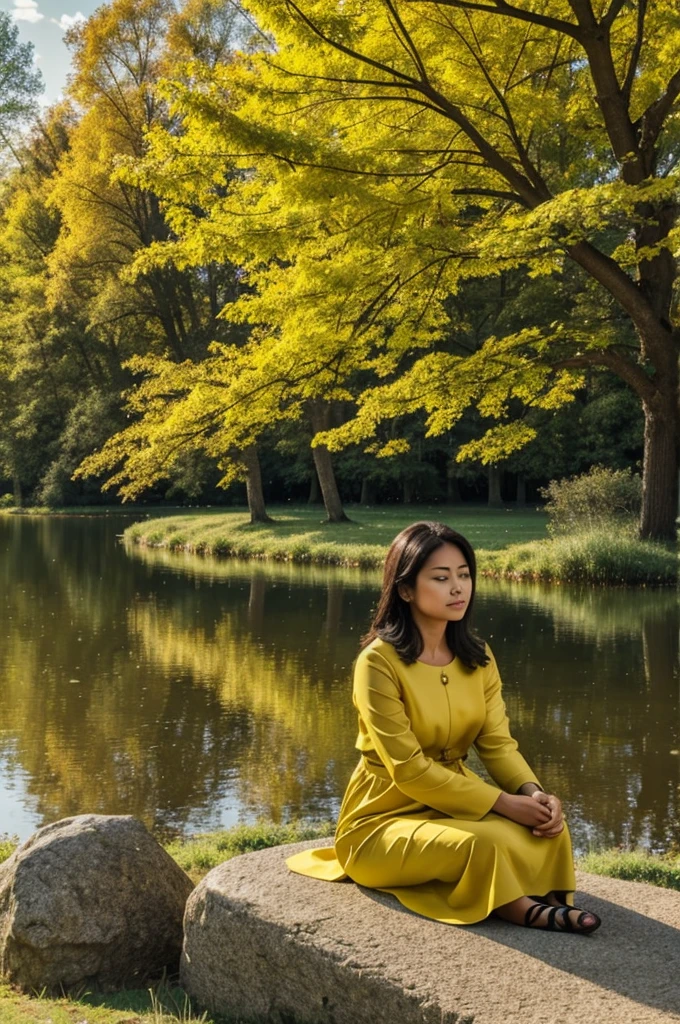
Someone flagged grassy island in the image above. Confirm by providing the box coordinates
[123,505,679,586]
[124,504,548,567]
[0,819,679,1023]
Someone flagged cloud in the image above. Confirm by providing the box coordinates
[12,0,44,23]
[51,11,87,31]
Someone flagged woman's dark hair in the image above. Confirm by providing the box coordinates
[361,521,489,670]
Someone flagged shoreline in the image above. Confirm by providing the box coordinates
[122,503,547,573]
[123,507,679,587]
[2,503,677,584]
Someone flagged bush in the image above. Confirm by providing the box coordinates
[0,494,15,508]
[540,465,642,535]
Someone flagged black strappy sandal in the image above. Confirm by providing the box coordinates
[528,889,572,905]
[555,906,601,934]
[524,901,601,935]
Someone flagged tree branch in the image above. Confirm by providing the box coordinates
[450,186,527,205]
[274,5,544,206]
[621,0,646,102]
[554,348,656,404]
[445,15,551,198]
[282,0,420,86]
[566,238,669,342]
[404,0,582,40]
[637,67,680,160]
[383,0,429,81]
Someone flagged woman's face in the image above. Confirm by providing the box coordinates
[399,542,473,623]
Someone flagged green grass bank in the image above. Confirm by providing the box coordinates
[122,497,548,565]
[123,505,679,586]
[124,503,548,569]
[0,820,679,1024]
[0,504,188,517]
[482,528,678,586]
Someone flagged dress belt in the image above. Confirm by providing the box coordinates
[361,750,468,773]
[438,748,468,764]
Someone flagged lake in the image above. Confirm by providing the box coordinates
[1,514,678,854]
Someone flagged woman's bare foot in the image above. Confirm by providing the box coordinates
[529,889,570,908]
[494,895,601,933]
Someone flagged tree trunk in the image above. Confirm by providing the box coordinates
[308,401,349,522]
[360,477,376,505]
[402,477,414,504]
[487,465,503,508]
[311,443,349,522]
[243,446,273,524]
[447,473,462,504]
[308,470,321,504]
[516,473,526,506]
[639,379,679,541]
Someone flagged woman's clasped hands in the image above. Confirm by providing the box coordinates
[494,790,564,837]
[528,790,564,838]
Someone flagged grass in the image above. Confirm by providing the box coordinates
[164,819,335,885]
[123,506,679,586]
[482,528,678,586]
[1,820,679,1021]
[579,848,680,891]
[0,505,191,517]
[124,503,549,570]
[0,975,215,1024]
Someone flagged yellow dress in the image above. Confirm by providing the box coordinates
[286,637,575,925]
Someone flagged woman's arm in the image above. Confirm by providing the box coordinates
[472,647,542,795]
[473,649,565,833]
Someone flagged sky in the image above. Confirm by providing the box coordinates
[1,0,102,106]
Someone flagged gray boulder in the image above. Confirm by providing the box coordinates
[181,837,680,1024]
[0,814,194,993]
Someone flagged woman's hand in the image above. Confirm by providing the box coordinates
[492,792,553,829]
[528,791,564,838]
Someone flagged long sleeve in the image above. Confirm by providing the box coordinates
[473,647,541,794]
[353,647,502,820]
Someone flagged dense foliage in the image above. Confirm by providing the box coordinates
[0,0,677,536]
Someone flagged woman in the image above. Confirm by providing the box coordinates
[287,521,600,933]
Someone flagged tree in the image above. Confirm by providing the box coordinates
[0,11,42,159]
[74,346,277,521]
[138,0,678,538]
[0,23,46,502]
[60,0,280,519]
[0,109,90,506]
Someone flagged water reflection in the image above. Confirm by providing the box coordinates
[0,516,678,855]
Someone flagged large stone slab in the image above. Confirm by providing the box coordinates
[181,837,680,1024]
[0,815,194,993]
